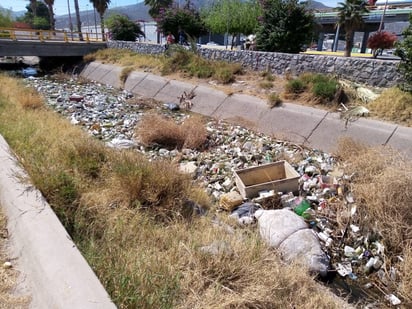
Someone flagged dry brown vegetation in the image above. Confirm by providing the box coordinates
[2,58,412,307]
[137,113,208,150]
[0,74,354,308]
[335,138,412,304]
[368,87,412,127]
[0,209,31,308]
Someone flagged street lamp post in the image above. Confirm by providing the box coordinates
[94,8,98,40]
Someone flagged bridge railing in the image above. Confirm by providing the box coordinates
[0,27,105,43]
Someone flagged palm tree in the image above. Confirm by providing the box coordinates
[43,0,55,30]
[90,0,111,41]
[29,0,37,17]
[337,0,369,57]
[74,0,83,40]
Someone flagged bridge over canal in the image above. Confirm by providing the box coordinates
[0,28,107,57]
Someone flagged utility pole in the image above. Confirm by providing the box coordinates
[378,0,388,32]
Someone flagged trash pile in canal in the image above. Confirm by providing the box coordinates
[25,75,408,307]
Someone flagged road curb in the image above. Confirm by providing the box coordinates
[0,135,116,309]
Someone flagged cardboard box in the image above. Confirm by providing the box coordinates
[234,161,300,199]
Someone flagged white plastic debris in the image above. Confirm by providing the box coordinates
[350,224,360,233]
[336,262,352,277]
[385,294,401,306]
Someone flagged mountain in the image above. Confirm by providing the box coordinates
[53,0,332,30]
[55,3,152,29]
[305,0,332,10]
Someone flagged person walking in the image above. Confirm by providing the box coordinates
[166,33,175,45]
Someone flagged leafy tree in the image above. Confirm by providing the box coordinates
[255,0,315,53]
[367,31,397,58]
[0,9,13,28]
[90,0,111,41]
[202,0,261,49]
[144,0,173,18]
[337,0,369,57]
[395,15,412,92]
[43,0,55,30]
[156,2,207,42]
[19,1,50,29]
[106,14,145,41]
[33,16,50,30]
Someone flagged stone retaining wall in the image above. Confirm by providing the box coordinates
[107,41,401,87]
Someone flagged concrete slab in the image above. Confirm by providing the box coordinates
[154,79,196,103]
[85,62,112,83]
[99,65,122,88]
[0,135,116,309]
[190,85,227,117]
[79,62,100,79]
[258,103,328,144]
[132,73,169,98]
[387,126,412,159]
[124,71,148,92]
[307,112,397,153]
[212,94,267,130]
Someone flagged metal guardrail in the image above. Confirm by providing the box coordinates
[315,7,412,21]
[0,27,105,43]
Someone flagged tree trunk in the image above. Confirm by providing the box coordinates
[30,0,37,17]
[344,29,354,57]
[47,4,55,30]
[74,0,83,41]
[100,14,106,41]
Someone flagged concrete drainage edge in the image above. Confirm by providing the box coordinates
[0,135,116,309]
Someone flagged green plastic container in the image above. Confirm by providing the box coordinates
[294,199,311,216]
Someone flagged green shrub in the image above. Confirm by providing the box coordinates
[161,48,192,74]
[312,79,339,101]
[300,73,329,85]
[395,14,412,92]
[187,58,214,78]
[259,81,273,89]
[213,67,235,84]
[285,78,306,94]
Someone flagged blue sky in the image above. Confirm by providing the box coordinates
[1,0,340,16]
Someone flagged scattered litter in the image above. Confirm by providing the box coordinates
[200,240,232,256]
[229,202,260,225]
[2,261,12,269]
[21,67,37,77]
[219,191,243,211]
[165,102,180,111]
[385,294,401,306]
[25,75,404,308]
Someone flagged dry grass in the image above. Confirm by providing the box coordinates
[119,66,134,87]
[137,113,208,150]
[84,49,163,72]
[0,74,350,308]
[267,92,282,108]
[335,138,412,304]
[0,209,31,308]
[368,87,412,127]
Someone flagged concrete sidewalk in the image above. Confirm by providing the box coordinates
[82,62,412,159]
[0,135,116,309]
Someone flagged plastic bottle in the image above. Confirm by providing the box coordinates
[294,199,310,216]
